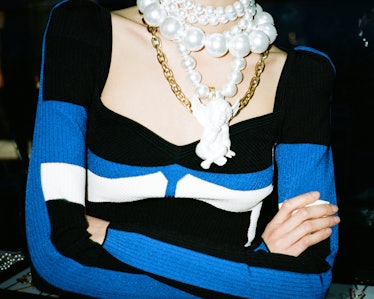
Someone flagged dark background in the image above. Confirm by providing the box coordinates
[0,0,373,287]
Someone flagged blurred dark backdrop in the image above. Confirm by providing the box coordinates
[0,0,373,287]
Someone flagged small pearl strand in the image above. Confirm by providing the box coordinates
[160,0,255,26]
[178,43,247,98]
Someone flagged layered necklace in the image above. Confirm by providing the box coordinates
[137,0,277,169]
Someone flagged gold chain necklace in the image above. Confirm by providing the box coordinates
[146,25,269,118]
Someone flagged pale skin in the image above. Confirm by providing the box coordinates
[86,0,340,257]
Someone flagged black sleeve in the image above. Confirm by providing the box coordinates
[42,0,111,106]
[277,48,336,146]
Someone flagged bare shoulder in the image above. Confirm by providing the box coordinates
[259,45,288,80]
[109,5,151,46]
[268,45,288,66]
[269,45,287,55]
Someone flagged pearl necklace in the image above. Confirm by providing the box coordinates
[138,0,277,56]
[178,43,246,99]
[138,0,277,98]
[138,1,274,168]
[160,0,250,26]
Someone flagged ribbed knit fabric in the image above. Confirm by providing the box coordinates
[25,0,338,298]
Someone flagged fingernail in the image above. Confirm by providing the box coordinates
[332,205,339,213]
[334,216,340,224]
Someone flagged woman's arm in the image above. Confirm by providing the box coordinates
[25,1,190,298]
[87,191,340,256]
[262,191,339,257]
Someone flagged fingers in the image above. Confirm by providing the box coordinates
[263,213,340,257]
[290,201,339,228]
[278,213,340,254]
[261,191,340,256]
[272,191,320,224]
[283,227,334,257]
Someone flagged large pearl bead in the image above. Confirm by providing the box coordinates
[205,33,228,57]
[143,3,166,27]
[229,33,251,58]
[160,16,183,40]
[248,30,269,53]
[136,0,157,13]
[257,23,277,43]
[254,11,274,26]
[255,4,263,14]
[182,27,205,51]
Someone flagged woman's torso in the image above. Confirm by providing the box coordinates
[85,5,287,247]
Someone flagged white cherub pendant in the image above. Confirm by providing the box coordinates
[191,91,240,169]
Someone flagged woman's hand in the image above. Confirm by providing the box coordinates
[261,191,340,257]
[86,215,110,245]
